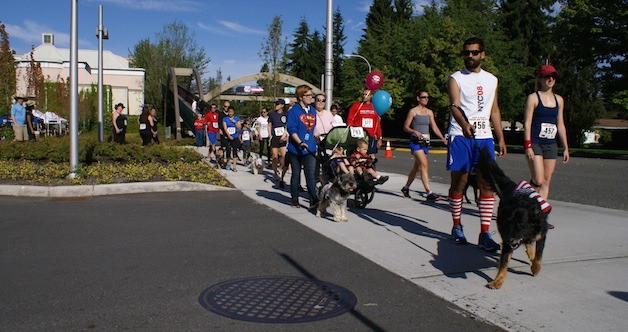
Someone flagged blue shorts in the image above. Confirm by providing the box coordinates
[409,142,428,155]
[446,136,495,172]
[207,132,217,145]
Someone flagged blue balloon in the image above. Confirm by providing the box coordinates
[372,90,392,116]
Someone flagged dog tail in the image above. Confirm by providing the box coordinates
[477,147,517,199]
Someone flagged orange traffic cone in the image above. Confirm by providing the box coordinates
[384,140,393,158]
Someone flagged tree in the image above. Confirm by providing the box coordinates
[25,47,45,99]
[0,23,16,114]
[332,8,347,99]
[285,18,312,81]
[129,21,210,110]
[259,16,288,99]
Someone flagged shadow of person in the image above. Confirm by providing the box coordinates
[350,206,500,282]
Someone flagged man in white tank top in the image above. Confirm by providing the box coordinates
[446,37,507,251]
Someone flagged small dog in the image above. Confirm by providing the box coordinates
[215,148,227,169]
[316,173,358,222]
[249,154,264,175]
[477,148,548,289]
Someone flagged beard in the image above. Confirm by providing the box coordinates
[465,57,482,70]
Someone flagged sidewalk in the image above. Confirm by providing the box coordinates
[215,151,628,332]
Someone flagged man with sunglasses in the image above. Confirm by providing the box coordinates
[446,37,507,251]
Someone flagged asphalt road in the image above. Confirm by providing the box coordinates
[0,191,501,331]
[377,150,627,211]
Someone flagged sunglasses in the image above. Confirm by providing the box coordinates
[461,50,482,56]
[316,98,326,103]
[419,96,429,99]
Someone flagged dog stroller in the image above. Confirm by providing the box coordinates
[318,125,377,208]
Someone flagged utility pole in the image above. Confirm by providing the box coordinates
[96,5,108,143]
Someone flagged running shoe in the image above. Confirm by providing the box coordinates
[401,187,411,198]
[377,176,389,184]
[291,198,301,208]
[426,193,439,201]
[451,225,467,245]
[547,223,555,229]
[225,164,231,171]
[478,232,501,251]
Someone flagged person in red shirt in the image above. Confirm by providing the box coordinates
[346,88,383,157]
[349,139,389,185]
[194,113,206,147]
[204,104,220,161]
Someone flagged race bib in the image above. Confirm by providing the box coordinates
[123,119,128,126]
[274,127,285,136]
[212,122,219,129]
[469,116,490,137]
[242,131,250,141]
[139,123,147,130]
[350,127,365,138]
[227,127,236,135]
[539,123,557,139]
[361,118,374,128]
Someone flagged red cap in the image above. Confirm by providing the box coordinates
[538,65,558,77]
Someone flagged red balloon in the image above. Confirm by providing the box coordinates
[365,71,384,91]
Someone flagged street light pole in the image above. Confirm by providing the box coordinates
[69,0,78,177]
[324,0,333,111]
[96,5,108,143]
[343,53,372,73]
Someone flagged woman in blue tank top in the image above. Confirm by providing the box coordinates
[401,90,447,201]
[523,65,570,228]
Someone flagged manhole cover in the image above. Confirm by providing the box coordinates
[198,276,357,323]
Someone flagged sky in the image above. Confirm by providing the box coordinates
[1,0,430,83]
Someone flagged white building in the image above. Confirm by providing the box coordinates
[14,33,145,115]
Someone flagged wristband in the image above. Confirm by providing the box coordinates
[524,140,533,149]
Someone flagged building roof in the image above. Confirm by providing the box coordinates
[15,43,134,70]
[593,119,628,130]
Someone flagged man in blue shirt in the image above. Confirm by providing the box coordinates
[11,96,28,142]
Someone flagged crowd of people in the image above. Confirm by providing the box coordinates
[100,37,568,249]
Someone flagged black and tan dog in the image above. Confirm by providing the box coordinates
[316,173,358,222]
[477,148,549,289]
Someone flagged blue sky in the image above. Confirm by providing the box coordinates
[2,0,429,81]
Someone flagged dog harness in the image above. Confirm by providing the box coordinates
[515,181,552,214]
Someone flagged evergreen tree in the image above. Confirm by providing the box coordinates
[285,18,311,81]
[332,8,346,100]
[0,23,16,114]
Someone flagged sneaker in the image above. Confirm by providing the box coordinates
[225,164,232,171]
[547,223,555,229]
[401,187,411,198]
[426,193,439,201]
[377,176,389,184]
[291,198,301,208]
[451,225,467,245]
[478,232,501,251]
[232,167,237,172]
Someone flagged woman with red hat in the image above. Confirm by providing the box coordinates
[523,65,570,228]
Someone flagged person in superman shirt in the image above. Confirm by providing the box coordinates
[286,84,319,210]
[346,88,383,158]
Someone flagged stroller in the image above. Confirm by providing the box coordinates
[318,126,378,209]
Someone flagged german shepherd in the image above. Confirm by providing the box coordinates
[477,148,548,289]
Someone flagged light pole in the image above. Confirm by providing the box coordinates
[69,0,78,177]
[96,5,109,143]
[343,53,372,73]
[324,0,333,111]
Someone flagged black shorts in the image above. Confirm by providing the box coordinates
[532,143,558,159]
[367,136,378,155]
[270,136,287,148]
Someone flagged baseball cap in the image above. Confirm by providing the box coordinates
[538,65,558,77]
[115,103,126,109]
[274,99,285,105]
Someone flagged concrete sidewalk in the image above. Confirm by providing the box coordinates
[217,155,628,332]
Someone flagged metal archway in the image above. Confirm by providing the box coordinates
[203,72,322,102]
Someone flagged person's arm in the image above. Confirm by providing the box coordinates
[10,110,16,125]
[428,110,447,143]
[489,87,507,157]
[112,113,120,133]
[222,119,232,140]
[346,103,358,127]
[556,95,569,163]
[447,77,473,138]
[523,93,536,160]
[26,113,35,132]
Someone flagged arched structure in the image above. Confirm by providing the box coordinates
[203,72,323,102]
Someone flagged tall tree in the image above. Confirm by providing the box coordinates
[129,21,209,110]
[25,47,44,99]
[0,23,16,113]
[332,8,347,100]
[285,18,311,81]
[259,16,287,99]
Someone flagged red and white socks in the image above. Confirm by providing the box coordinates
[478,195,495,233]
[449,193,463,226]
